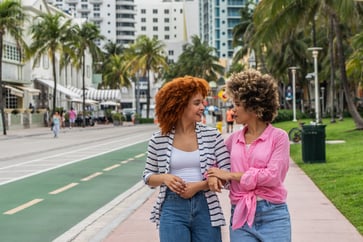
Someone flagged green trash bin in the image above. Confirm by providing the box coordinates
[301,124,326,163]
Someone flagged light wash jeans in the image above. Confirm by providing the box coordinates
[159,189,222,242]
[230,200,291,242]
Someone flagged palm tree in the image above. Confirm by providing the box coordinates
[173,35,224,82]
[103,54,131,89]
[0,0,26,135]
[27,13,72,116]
[128,35,168,118]
[71,22,104,127]
[252,0,363,129]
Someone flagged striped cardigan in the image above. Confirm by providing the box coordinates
[142,123,230,228]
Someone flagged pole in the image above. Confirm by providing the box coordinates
[308,47,322,124]
[289,67,299,122]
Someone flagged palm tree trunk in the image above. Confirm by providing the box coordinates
[82,53,86,127]
[146,67,151,119]
[332,14,363,129]
[328,16,336,123]
[0,35,6,135]
[52,52,57,115]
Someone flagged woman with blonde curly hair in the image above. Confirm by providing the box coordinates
[142,76,230,242]
[208,70,291,242]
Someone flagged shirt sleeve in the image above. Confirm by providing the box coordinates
[241,129,290,190]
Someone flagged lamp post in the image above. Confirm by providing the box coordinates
[289,67,300,122]
[308,47,323,124]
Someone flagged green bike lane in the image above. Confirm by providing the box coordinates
[0,141,148,242]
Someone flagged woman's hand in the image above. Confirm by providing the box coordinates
[207,167,231,181]
[163,174,186,194]
[179,182,199,199]
[207,176,223,193]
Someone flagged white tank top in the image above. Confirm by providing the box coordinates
[170,147,203,182]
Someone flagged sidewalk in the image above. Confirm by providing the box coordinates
[97,159,362,242]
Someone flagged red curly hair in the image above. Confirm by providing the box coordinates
[155,76,210,135]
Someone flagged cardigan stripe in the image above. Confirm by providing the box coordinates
[142,123,230,228]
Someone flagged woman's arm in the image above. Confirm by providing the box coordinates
[207,167,243,182]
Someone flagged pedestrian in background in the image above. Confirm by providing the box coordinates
[208,70,291,242]
[51,111,61,138]
[226,105,235,133]
[142,76,230,242]
[68,107,77,128]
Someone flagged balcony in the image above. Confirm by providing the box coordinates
[89,0,103,3]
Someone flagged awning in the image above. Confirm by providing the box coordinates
[35,79,81,99]
[68,86,121,101]
[87,88,121,101]
[100,101,120,106]
[15,85,41,95]
[71,97,99,105]
[4,85,24,97]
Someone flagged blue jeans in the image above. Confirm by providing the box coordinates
[159,189,222,242]
[230,200,291,242]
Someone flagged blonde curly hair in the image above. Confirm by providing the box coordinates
[225,69,280,122]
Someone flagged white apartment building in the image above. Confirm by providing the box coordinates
[135,0,199,64]
[47,0,136,48]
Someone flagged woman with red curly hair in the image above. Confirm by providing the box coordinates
[142,76,230,242]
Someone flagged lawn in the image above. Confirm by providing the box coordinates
[274,118,363,235]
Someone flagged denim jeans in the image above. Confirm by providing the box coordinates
[230,200,291,242]
[159,189,222,242]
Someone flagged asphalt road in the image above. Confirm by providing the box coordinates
[0,124,157,242]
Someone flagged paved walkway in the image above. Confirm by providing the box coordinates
[2,126,362,242]
[100,160,362,242]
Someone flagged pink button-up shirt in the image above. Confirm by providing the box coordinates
[225,124,290,230]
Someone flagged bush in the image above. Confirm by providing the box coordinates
[112,112,124,122]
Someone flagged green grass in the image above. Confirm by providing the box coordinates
[274,118,363,235]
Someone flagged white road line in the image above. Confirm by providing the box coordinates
[81,172,103,181]
[49,183,79,195]
[103,164,120,171]
[135,153,145,158]
[4,198,44,215]
[121,160,129,164]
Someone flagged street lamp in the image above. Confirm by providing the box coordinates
[289,66,300,122]
[308,47,323,123]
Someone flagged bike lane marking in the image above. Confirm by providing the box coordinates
[4,198,44,215]
[49,182,79,195]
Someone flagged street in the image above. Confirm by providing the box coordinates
[0,124,158,241]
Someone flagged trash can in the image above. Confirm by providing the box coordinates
[301,124,326,163]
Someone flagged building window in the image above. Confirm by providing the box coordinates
[165,35,170,40]
[3,43,22,62]
[164,18,169,23]
[141,18,146,22]
[81,13,88,18]
[94,4,100,11]
[141,9,146,14]
[153,26,158,31]
[164,9,169,14]
[153,9,158,14]
[164,26,170,31]
[168,50,174,56]
[153,18,158,23]
[43,55,49,69]
[141,26,146,31]
[5,89,18,109]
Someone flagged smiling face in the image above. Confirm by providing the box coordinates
[183,93,205,123]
